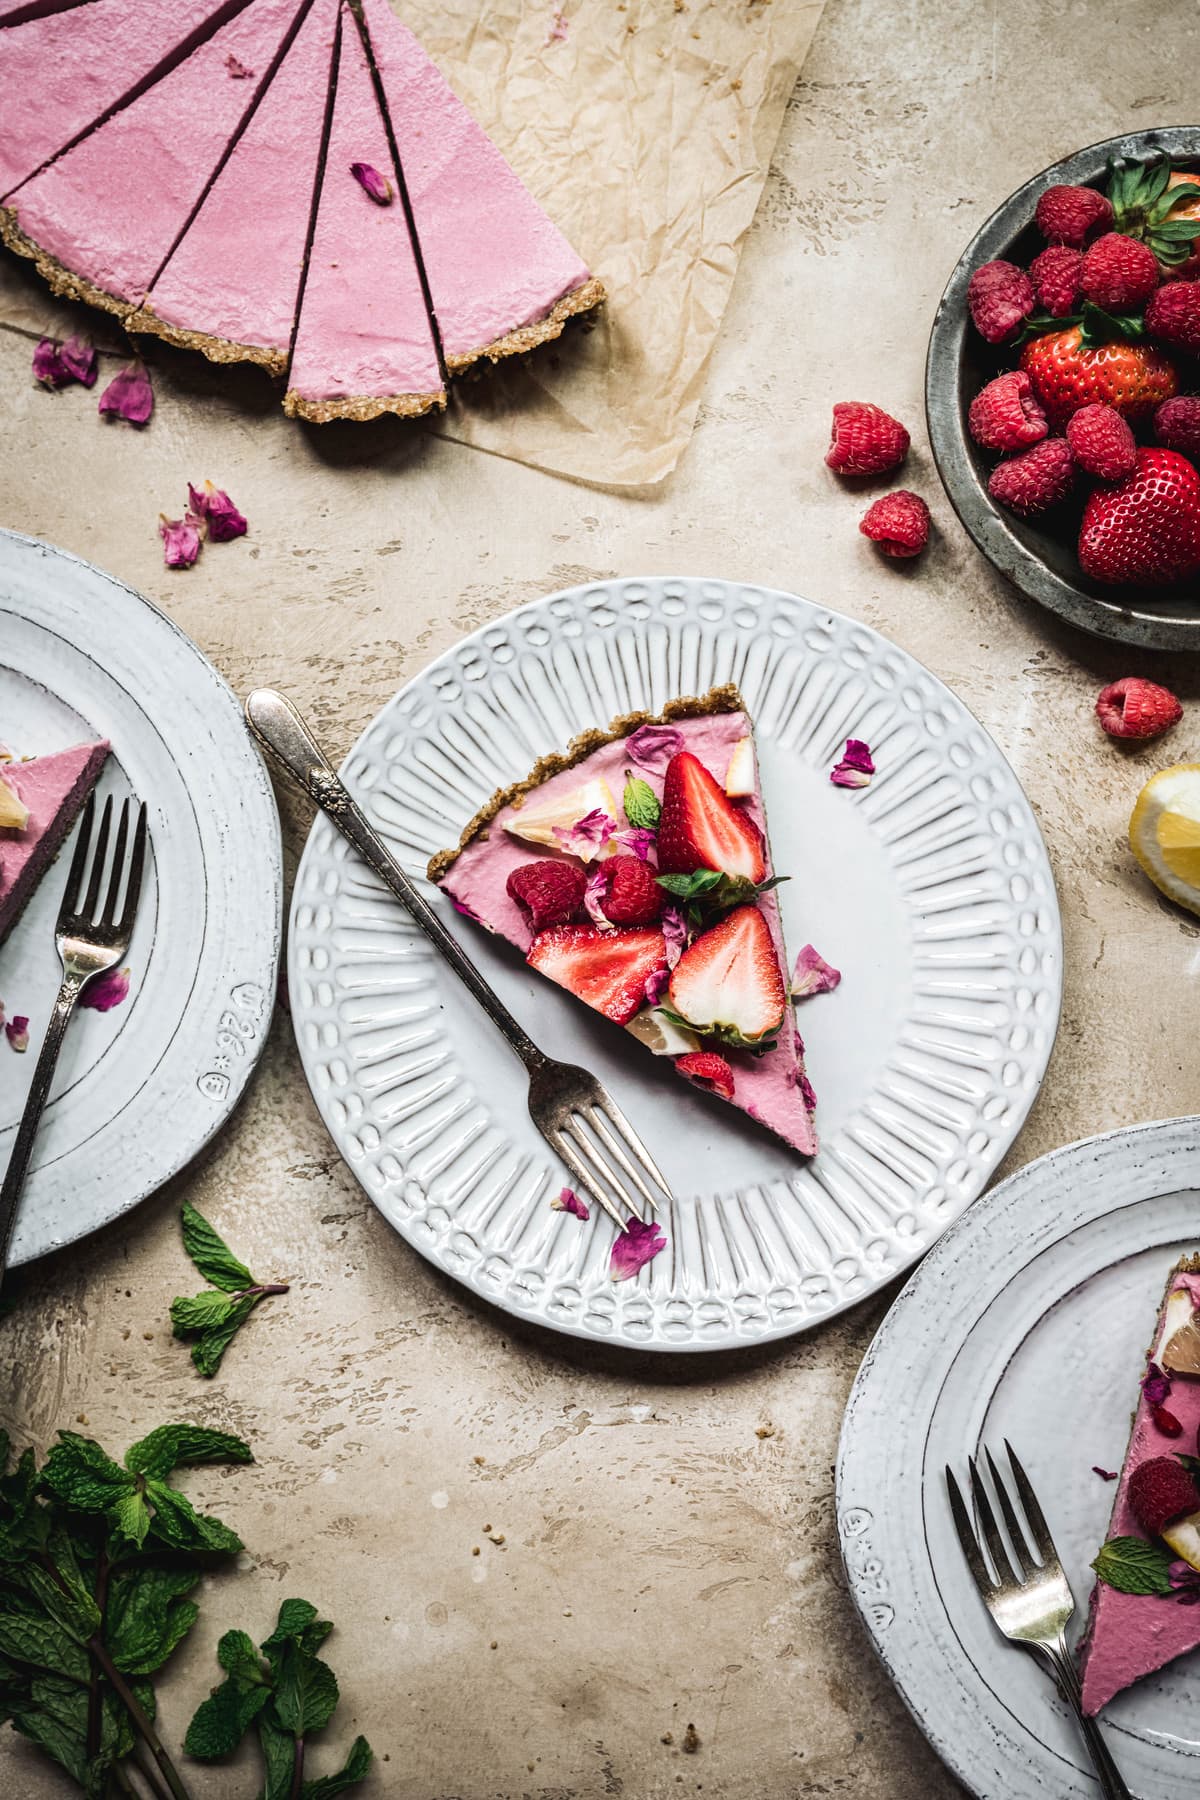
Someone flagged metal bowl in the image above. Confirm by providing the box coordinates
[926,126,1200,652]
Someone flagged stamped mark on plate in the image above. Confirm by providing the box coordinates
[840,1506,894,1631]
[197,981,268,1100]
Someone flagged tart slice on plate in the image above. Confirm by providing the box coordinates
[1078,1254,1200,1715]
[0,739,109,947]
[428,685,818,1156]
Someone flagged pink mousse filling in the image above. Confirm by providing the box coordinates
[437,711,818,1157]
[1079,1270,1200,1716]
[0,740,109,944]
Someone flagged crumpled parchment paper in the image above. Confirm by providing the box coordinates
[406,0,826,487]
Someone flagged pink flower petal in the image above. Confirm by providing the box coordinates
[830,738,875,789]
[187,479,247,542]
[81,966,130,1012]
[643,965,670,1008]
[159,515,201,569]
[1092,1466,1118,1481]
[33,335,70,387]
[60,333,97,387]
[1142,1361,1172,1407]
[798,1072,817,1112]
[610,1215,667,1283]
[5,1015,29,1052]
[350,160,393,205]
[583,866,613,929]
[790,944,841,999]
[615,827,657,862]
[546,8,568,43]
[552,807,614,860]
[626,724,684,774]
[99,360,154,425]
[661,906,687,969]
[550,1186,589,1221]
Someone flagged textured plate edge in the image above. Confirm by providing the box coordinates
[0,528,284,1265]
[289,573,1064,1353]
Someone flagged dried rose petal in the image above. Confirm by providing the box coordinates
[791,944,842,999]
[546,7,567,42]
[187,479,247,542]
[80,966,130,1012]
[830,738,875,789]
[33,335,69,387]
[626,724,684,774]
[60,333,97,387]
[552,807,614,860]
[615,827,657,862]
[550,1186,589,1221]
[159,515,200,569]
[351,161,393,205]
[610,1215,667,1283]
[5,1015,29,1052]
[643,965,670,1008]
[1092,1466,1119,1481]
[582,866,613,930]
[799,1072,818,1112]
[225,52,253,76]
[1170,1560,1200,1602]
[99,360,154,425]
[1142,1361,1172,1407]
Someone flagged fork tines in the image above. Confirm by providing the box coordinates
[62,794,148,938]
[543,1081,672,1232]
[946,1440,1057,1593]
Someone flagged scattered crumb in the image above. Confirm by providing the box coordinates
[755,1424,776,1440]
[682,1724,700,1754]
[121,1328,130,1340]
[75,1413,88,1425]
[472,1546,481,1556]
[731,77,742,89]
[562,1608,572,1618]
[490,1640,498,1649]
[662,1732,674,1745]
[483,1522,492,1533]
[142,1332,154,1341]
[488,1531,505,1546]
[473,1455,486,1466]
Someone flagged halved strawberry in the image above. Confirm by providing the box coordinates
[657,751,765,882]
[668,904,784,1044]
[528,924,667,1025]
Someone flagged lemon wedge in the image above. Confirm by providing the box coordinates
[503,778,618,860]
[1130,764,1200,915]
[724,736,755,798]
[0,770,29,831]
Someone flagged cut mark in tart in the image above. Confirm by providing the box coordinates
[0,739,109,948]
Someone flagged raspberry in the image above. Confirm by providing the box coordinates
[967,260,1035,344]
[1146,281,1200,352]
[1128,1456,1200,1536]
[1030,244,1083,317]
[1154,394,1200,457]
[1034,183,1113,248]
[858,490,930,558]
[1095,677,1183,741]
[506,859,586,931]
[824,402,910,476]
[968,370,1048,451]
[1065,402,1137,480]
[1080,232,1160,310]
[675,1050,735,1100]
[598,854,664,926]
[987,438,1075,516]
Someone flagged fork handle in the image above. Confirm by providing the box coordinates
[245,689,546,1071]
[0,972,85,1280]
[1035,1641,1134,1800]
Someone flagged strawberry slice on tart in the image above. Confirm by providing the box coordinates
[429,686,819,1156]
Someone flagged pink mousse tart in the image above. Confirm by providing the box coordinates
[0,740,109,947]
[1078,1256,1200,1715]
[428,686,818,1157]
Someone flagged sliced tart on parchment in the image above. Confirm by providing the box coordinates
[284,0,443,422]
[130,0,340,373]
[428,685,818,1156]
[1078,1254,1200,1715]
[0,740,109,947]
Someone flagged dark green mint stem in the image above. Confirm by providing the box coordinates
[230,1282,290,1301]
[288,1734,305,1800]
[87,1634,194,1800]
[86,1546,111,1761]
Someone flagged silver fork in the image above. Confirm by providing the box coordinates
[245,689,672,1234]
[946,1442,1133,1800]
[0,794,148,1279]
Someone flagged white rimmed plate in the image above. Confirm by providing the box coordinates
[0,531,282,1265]
[837,1116,1200,1798]
[289,576,1061,1350]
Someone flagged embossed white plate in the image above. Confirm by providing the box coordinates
[289,576,1061,1349]
[837,1117,1200,1798]
[0,531,282,1265]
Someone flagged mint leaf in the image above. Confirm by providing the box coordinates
[124,1424,252,1481]
[1092,1535,1174,1596]
[41,1433,132,1514]
[656,870,724,901]
[184,1668,270,1759]
[180,1201,254,1292]
[145,1481,242,1556]
[8,1672,91,1787]
[105,1565,200,1676]
[23,1560,101,1644]
[0,1611,90,1683]
[259,1709,296,1800]
[218,1627,266,1682]
[170,1290,238,1335]
[302,1734,374,1797]
[622,775,660,831]
[110,1488,152,1550]
[191,1294,260,1378]
[262,1599,329,1655]
[271,1641,339,1736]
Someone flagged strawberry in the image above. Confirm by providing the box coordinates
[528,924,666,1026]
[657,751,765,883]
[507,859,586,932]
[599,854,664,926]
[1159,169,1200,280]
[1079,232,1160,310]
[1020,316,1178,427]
[1034,183,1113,248]
[675,1050,735,1100]
[1154,394,1200,457]
[1128,1456,1200,1537]
[668,905,785,1046]
[859,490,930,558]
[1065,403,1137,480]
[1095,677,1182,741]
[825,402,910,475]
[1108,158,1200,277]
[1146,281,1200,352]
[1078,447,1200,586]
[967,260,1034,344]
[1029,245,1083,317]
[967,370,1048,451]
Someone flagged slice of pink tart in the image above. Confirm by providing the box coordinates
[1078,1255,1200,1716]
[428,686,818,1156]
[0,740,109,947]
[0,0,243,202]
[0,0,309,316]
[283,0,443,422]
[130,0,339,373]
[356,0,603,373]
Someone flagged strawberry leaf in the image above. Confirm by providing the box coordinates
[1078,301,1146,347]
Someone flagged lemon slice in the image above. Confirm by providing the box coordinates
[1130,764,1200,914]
[724,735,755,798]
[0,770,29,831]
[503,777,618,860]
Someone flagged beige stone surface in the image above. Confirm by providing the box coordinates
[2,0,1200,1793]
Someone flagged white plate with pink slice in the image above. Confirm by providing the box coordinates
[837,1116,1200,1799]
[0,530,282,1265]
[288,575,1062,1351]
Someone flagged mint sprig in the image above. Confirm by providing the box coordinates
[622,773,660,831]
[656,869,787,927]
[1091,1535,1175,1597]
[171,1202,289,1377]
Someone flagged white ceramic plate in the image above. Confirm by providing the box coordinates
[289,576,1061,1350]
[0,531,282,1265]
[837,1116,1200,1799]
